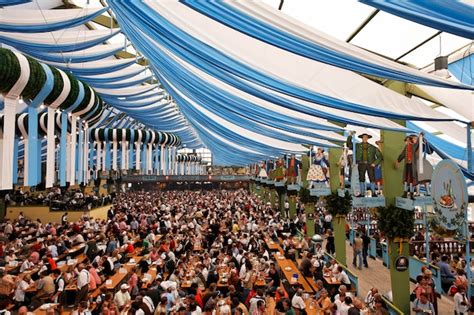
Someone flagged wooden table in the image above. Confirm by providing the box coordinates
[104,256,143,290]
[33,304,70,315]
[265,238,280,251]
[273,254,314,293]
[217,265,230,288]
[58,253,87,272]
[323,274,341,286]
[141,267,157,289]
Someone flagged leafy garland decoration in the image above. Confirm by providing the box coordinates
[377,205,415,240]
[0,49,21,94]
[0,48,103,120]
[23,56,46,101]
[325,190,352,217]
[298,187,318,204]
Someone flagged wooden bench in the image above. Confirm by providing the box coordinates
[296,259,321,293]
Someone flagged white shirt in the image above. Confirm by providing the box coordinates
[454,292,470,313]
[14,280,29,302]
[336,271,351,285]
[74,234,85,244]
[20,260,34,272]
[338,303,352,315]
[114,290,131,308]
[334,298,344,312]
[364,292,375,309]
[77,270,89,289]
[190,306,202,315]
[291,294,306,310]
[48,245,58,258]
[239,264,247,279]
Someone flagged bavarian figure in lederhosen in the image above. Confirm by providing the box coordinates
[346,132,383,196]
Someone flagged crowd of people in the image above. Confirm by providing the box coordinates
[4,187,114,211]
[0,188,470,314]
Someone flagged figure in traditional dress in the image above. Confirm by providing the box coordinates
[257,161,268,178]
[266,160,274,179]
[254,163,260,177]
[346,132,383,196]
[337,147,350,188]
[395,133,433,198]
[274,158,286,182]
[307,148,329,188]
[286,154,301,185]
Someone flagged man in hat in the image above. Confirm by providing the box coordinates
[114,283,131,311]
[346,132,382,196]
[395,133,430,199]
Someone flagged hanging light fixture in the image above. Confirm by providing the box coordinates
[433,34,450,79]
[434,56,450,79]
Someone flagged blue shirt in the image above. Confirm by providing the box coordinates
[437,261,454,278]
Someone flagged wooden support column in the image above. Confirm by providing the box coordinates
[382,80,410,315]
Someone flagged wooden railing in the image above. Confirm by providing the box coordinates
[410,240,474,257]
[381,296,404,315]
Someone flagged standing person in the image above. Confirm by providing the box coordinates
[361,231,370,268]
[75,264,90,304]
[437,255,456,293]
[61,212,68,226]
[412,292,435,315]
[51,269,66,312]
[423,269,438,314]
[454,285,470,315]
[326,230,335,255]
[352,233,363,270]
[323,211,332,233]
[284,200,290,219]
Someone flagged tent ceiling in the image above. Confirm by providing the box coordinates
[262,0,473,69]
[5,0,473,169]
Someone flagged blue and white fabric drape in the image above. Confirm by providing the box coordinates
[360,0,474,39]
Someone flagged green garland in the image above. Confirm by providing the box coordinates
[23,56,46,101]
[325,191,352,217]
[0,48,104,124]
[0,49,21,94]
[377,205,415,240]
[299,187,318,204]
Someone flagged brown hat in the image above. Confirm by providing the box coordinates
[358,133,372,139]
